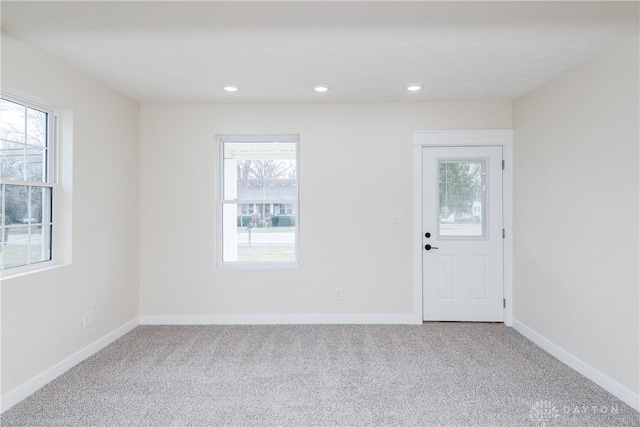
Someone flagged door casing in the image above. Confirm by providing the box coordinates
[412,130,513,325]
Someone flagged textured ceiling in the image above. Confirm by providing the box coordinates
[2,1,638,103]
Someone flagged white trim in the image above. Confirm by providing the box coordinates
[216,134,301,268]
[140,314,419,325]
[54,109,73,266]
[412,130,514,324]
[0,260,66,280]
[413,129,514,146]
[0,317,139,414]
[0,180,55,187]
[0,92,53,115]
[217,134,300,143]
[412,144,424,324]
[513,319,640,411]
[502,143,513,326]
[0,95,57,273]
[0,98,73,274]
[213,263,300,270]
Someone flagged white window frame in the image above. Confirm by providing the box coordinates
[0,94,58,277]
[217,134,300,268]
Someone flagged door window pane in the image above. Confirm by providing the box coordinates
[438,159,487,237]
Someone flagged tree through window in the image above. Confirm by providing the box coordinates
[218,136,299,265]
[0,97,54,270]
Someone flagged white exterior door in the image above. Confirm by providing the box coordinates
[422,146,504,321]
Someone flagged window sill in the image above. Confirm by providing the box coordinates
[216,262,300,270]
[0,261,68,280]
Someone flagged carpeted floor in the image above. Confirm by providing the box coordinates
[1,324,638,426]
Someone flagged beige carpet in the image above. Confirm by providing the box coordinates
[1,323,638,426]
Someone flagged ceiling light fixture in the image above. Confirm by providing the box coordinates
[313,84,329,93]
[223,85,238,92]
[406,84,422,92]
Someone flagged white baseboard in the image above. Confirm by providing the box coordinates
[1,317,139,414]
[140,313,419,325]
[512,318,639,411]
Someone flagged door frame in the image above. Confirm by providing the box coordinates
[412,130,514,326]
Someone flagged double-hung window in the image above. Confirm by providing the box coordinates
[0,97,54,271]
[218,135,299,266]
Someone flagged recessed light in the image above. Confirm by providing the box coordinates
[223,85,238,92]
[406,84,422,92]
[313,84,329,93]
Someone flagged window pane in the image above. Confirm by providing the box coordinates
[27,108,47,147]
[438,160,486,237]
[223,142,297,201]
[0,224,51,269]
[1,141,25,180]
[0,103,48,182]
[4,184,29,225]
[29,224,52,263]
[0,99,26,144]
[25,147,46,182]
[1,225,29,269]
[30,186,52,224]
[222,203,296,263]
[0,187,5,260]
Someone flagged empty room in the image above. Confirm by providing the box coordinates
[0,1,638,426]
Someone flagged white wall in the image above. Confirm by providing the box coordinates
[513,34,639,397]
[1,33,140,398]
[3,19,637,415]
[139,103,512,321]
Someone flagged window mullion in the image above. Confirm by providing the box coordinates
[222,199,297,205]
[1,183,4,269]
[23,105,28,182]
[0,180,54,187]
[27,186,32,264]
[47,114,54,184]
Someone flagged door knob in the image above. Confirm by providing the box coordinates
[425,232,431,238]
[424,244,439,251]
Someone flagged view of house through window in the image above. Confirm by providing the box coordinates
[220,136,298,264]
[0,98,54,270]
[438,159,487,238]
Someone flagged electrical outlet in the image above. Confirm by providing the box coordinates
[83,310,94,328]
[335,288,342,300]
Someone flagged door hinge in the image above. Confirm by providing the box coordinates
[502,229,506,239]
[503,298,506,308]
[502,160,505,170]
